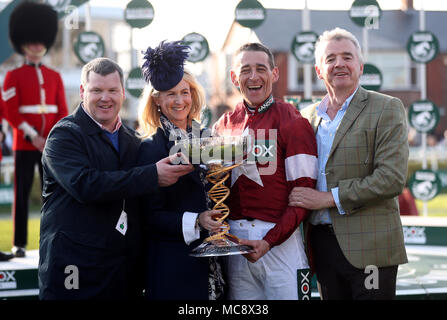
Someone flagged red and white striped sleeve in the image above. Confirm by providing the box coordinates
[263,115,318,247]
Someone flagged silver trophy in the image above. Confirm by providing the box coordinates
[175,135,255,257]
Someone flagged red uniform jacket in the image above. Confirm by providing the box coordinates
[2,63,68,151]
[0,98,4,161]
[213,98,318,248]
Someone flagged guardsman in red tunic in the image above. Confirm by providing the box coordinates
[0,98,14,262]
[0,98,5,163]
[2,2,68,257]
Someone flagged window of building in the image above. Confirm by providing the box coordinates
[367,51,419,90]
[287,55,325,92]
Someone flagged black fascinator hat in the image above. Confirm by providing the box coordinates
[141,40,190,91]
[9,1,58,55]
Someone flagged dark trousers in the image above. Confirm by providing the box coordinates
[12,150,43,248]
[310,224,398,300]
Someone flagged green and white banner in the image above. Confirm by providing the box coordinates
[359,63,382,91]
[182,33,209,63]
[408,100,440,133]
[291,31,318,64]
[235,0,266,29]
[126,67,146,98]
[407,31,439,64]
[409,169,442,201]
[124,0,154,29]
[349,0,381,29]
[74,31,105,64]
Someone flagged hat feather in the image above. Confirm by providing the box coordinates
[141,40,190,91]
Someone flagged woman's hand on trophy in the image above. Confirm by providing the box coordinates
[239,239,270,263]
[198,210,223,233]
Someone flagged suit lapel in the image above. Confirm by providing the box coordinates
[73,104,103,136]
[327,87,369,160]
[119,125,138,164]
[302,103,322,134]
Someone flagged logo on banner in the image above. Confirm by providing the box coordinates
[291,31,318,63]
[235,0,266,29]
[360,63,382,91]
[403,226,427,244]
[0,271,17,290]
[125,0,154,29]
[74,31,105,64]
[126,67,146,98]
[408,100,440,133]
[297,268,311,300]
[350,0,381,29]
[182,33,209,63]
[409,169,441,201]
[407,31,439,63]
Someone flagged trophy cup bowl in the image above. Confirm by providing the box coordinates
[175,135,255,257]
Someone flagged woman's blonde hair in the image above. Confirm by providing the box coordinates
[137,69,206,138]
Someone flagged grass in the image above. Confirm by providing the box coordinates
[0,175,41,252]
[415,193,447,217]
[0,214,40,252]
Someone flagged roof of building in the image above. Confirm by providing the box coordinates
[251,9,447,52]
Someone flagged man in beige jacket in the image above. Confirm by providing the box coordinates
[289,28,408,300]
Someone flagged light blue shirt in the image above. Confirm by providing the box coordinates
[309,88,358,225]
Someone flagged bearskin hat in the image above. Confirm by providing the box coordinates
[9,1,58,55]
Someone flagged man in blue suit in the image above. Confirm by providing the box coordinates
[39,58,193,299]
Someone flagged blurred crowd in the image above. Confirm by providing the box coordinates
[408,128,447,150]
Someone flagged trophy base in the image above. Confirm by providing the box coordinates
[190,238,255,257]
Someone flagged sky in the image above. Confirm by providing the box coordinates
[84,0,447,53]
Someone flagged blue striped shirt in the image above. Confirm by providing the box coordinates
[309,88,358,225]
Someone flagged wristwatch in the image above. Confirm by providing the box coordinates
[195,214,202,231]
